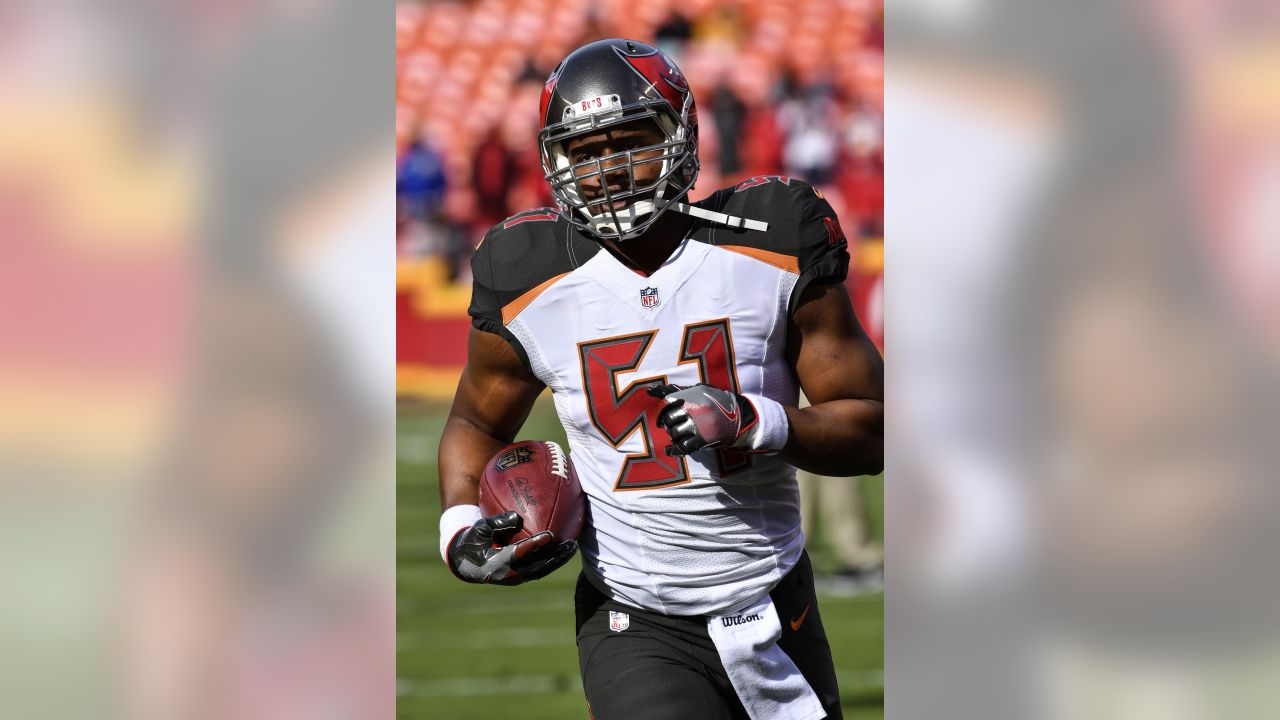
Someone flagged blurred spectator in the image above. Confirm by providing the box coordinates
[396,130,446,230]
[740,101,786,177]
[654,10,692,57]
[471,127,517,230]
[845,97,884,160]
[840,153,884,237]
[710,83,747,175]
[797,392,884,596]
[800,471,885,595]
[781,89,841,186]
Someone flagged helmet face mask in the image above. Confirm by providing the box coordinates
[538,40,700,241]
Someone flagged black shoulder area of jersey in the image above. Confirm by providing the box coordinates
[690,176,850,314]
[469,209,601,359]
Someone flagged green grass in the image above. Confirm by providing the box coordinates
[397,398,883,719]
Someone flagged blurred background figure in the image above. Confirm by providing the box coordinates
[470,126,516,230]
[397,127,447,258]
[797,400,885,597]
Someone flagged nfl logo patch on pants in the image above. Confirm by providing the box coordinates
[609,611,629,632]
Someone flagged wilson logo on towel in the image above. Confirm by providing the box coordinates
[721,613,763,627]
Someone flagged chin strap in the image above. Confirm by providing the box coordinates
[670,201,770,232]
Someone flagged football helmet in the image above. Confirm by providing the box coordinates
[538,39,699,241]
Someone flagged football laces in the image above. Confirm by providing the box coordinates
[545,441,568,479]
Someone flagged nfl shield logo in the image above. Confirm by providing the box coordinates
[639,287,660,309]
[609,611,630,632]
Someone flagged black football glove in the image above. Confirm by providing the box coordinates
[446,511,578,586]
[648,383,758,456]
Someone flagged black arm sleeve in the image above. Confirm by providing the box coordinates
[789,184,851,315]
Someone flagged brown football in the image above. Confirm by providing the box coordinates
[478,440,585,543]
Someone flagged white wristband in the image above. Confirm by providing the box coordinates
[439,504,483,563]
[736,394,790,453]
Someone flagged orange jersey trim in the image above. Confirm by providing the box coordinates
[718,245,801,274]
[501,272,570,324]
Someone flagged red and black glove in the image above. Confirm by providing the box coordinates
[648,383,759,456]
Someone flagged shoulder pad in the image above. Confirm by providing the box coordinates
[469,209,599,332]
[693,177,850,310]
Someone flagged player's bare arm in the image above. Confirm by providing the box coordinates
[437,328,576,584]
[651,279,883,477]
[439,328,544,509]
[783,281,884,477]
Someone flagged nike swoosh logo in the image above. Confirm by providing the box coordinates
[705,392,738,423]
[790,604,811,632]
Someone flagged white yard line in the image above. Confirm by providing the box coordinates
[397,674,583,697]
[398,626,572,650]
[398,670,885,698]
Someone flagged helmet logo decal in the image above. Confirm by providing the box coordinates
[613,46,689,111]
[539,65,562,127]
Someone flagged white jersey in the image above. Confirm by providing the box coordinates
[469,178,850,615]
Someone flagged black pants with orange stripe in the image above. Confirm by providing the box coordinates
[574,551,842,720]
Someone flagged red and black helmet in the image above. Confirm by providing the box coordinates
[537,39,700,241]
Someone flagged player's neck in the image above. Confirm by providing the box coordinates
[599,212,693,277]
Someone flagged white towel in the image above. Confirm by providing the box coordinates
[706,593,827,720]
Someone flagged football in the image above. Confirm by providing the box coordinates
[478,440,586,543]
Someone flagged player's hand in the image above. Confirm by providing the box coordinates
[648,383,759,456]
[446,511,578,585]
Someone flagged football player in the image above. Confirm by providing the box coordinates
[438,39,883,720]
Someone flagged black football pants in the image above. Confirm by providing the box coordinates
[574,551,842,720]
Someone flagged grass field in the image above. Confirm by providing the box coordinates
[397,397,883,719]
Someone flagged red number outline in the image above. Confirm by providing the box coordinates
[577,331,690,491]
[678,319,752,477]
[578,320,752,491]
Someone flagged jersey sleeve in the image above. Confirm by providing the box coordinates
[467,212,591,371]
[467,227,504,330]
[468,224,535,370]
[789,182,851,314]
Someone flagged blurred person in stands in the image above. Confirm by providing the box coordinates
[504,80,558,220]
[740,97,786,177]
[710,82,747,176]
[471,125,517,230]
[837,99,883,237]
[798,398,884,596]
[780,87,841,186]
[396,128,447,256]
[653,9,692,57]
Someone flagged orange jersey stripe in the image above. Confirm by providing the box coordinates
[718,245,801,274]
[501,272,570,324]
